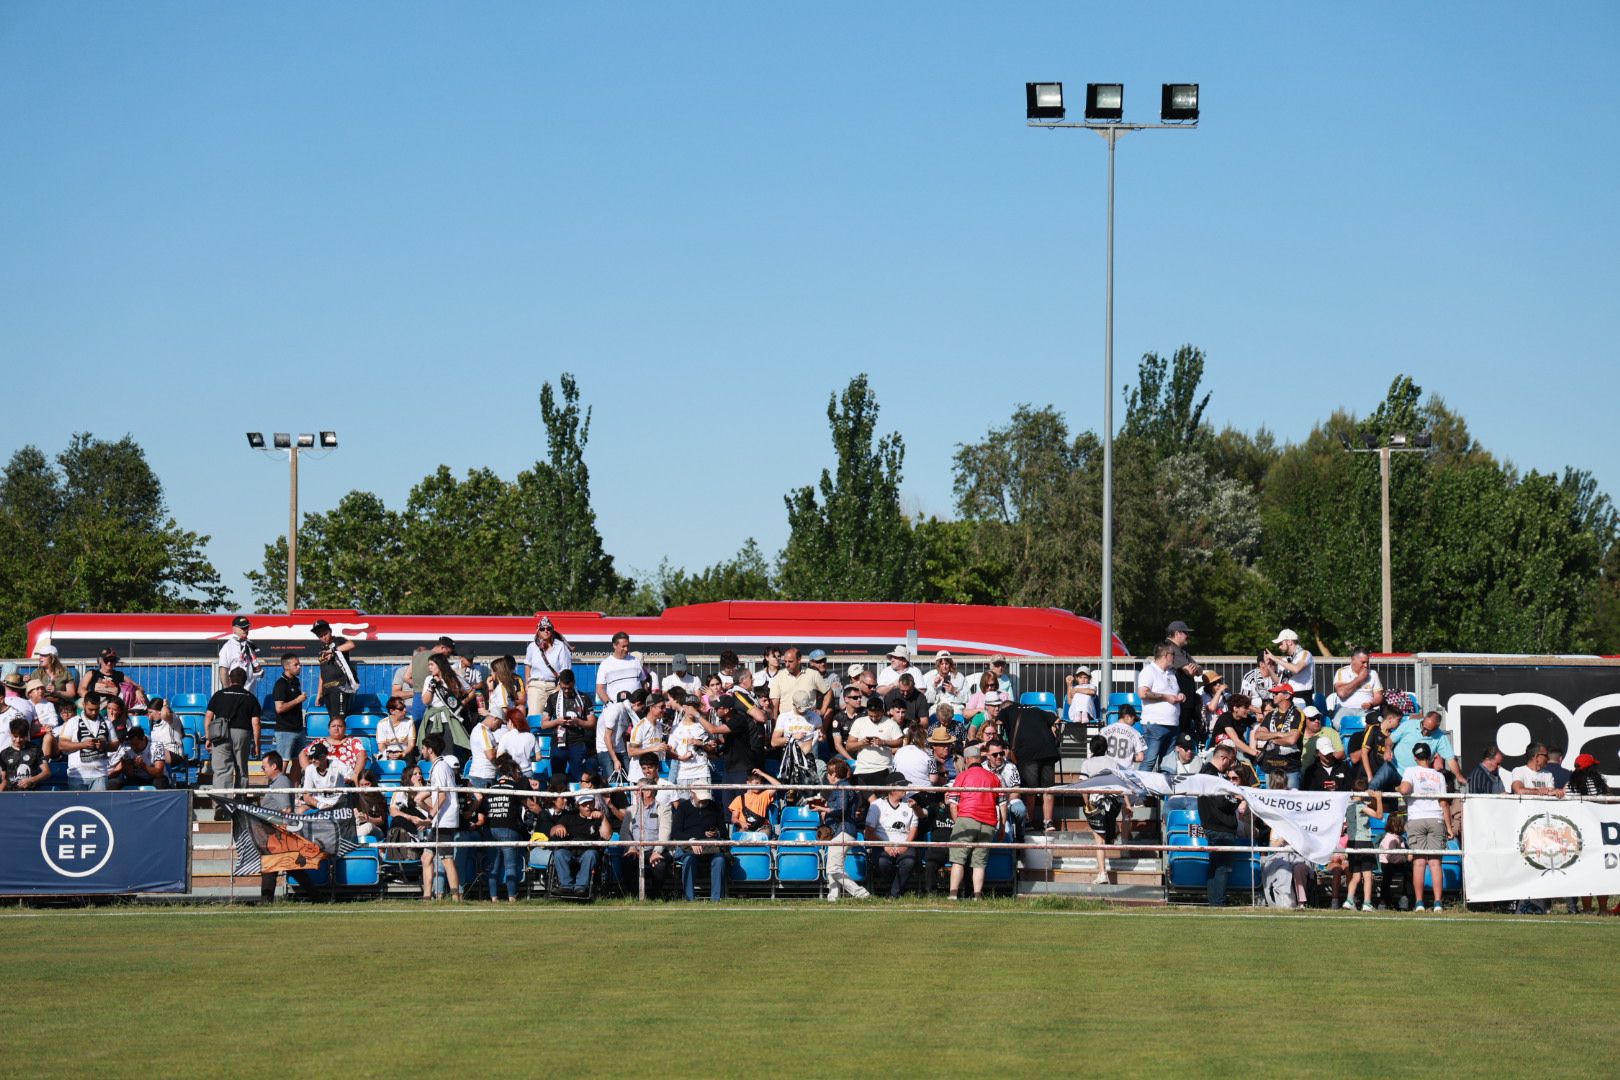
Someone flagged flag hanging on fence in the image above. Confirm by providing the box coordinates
[1463,797,1619,903]
[216,800,359,875]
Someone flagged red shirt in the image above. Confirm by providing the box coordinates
[952,764,1000,826]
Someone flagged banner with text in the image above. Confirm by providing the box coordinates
[1463,797,1620,903]
[217,800,359,876]
[0,791,190,895]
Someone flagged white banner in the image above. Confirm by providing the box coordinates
[1463,798,1620,903]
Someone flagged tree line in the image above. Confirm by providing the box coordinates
[3,352,1616,658]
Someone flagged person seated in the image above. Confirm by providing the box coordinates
[1064,667,1099,725]
[983,739,1025,834]
[882,673,929,727]
[670,789,727,901]
[144,698,188,775]
[375,697,416,760]
[352,770,390,839]
[611,779,673,898]
[301,743,353,812]
[728,769,782,831]
[537,776,599,895]
[301,715,369,781]
[109,725,169,789]
[0,717,47,791]
[864,784,919,899]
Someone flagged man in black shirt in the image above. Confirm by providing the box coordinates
[883,674,929,726]
[1166,620,1204,740]
[205,668,262,818]
[271,654,308,780]
[1006,703,1062,834]
[1199,744,1250,907]
[0,717,47,790]
[310,619,358,720]
[715,694,766,802]
[539,778,599,895]
[671,794,727,901]
[1348,706,1402,791]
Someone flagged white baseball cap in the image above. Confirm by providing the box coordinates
[33,644,58,658]
[846,663,866,679]
[934,650,952,661]
[1272,629,1299,644]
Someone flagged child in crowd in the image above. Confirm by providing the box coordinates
[1341,777,1378,911]
[1378,811,1411,910]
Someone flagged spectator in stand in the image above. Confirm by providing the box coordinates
[1239,651,1279,713]
[31,644,79,709]
[310,620,360,720]
[1064,667,1099,726]
[1378,812,1412,910]
[717,650,743,689]
[1300,707,1345,787]
[1165,620,1203,740]
[1508,745,1564,798]
[1349,705,1403,791]
[752,646,785,694]
[1399,744,1453,912]
[1341,778,1378,911]
[353,772,389,839]
[821,687,863,765]
[422,733,462,901]
[865,784,919,898]
[1,673,37,736]
[483,756,527,902]
[1565,754,1610,915]
[390,762,434,861]
[848,695,904,791]
[270,655,308,779]
[806,649,839,709]
[484,655,525,719]
[376,697,417,762]
[662,654,702,698]
[595,632,647,706]
[946,745,1001,900]
[1466,746,1505,794]
[671,790,727,901]
[0,717,47,791]
[391,648,423,723]
[726,768,782,830]
[893,725,934,792]
[1097,713,1146,771]
[769,647,825,723]
[302,714,369,784]
[987,655,1016,700]
[524,617,572,714]
[1200,671,1229,736]
[1166,734,1206,778]
[984,739,1025,833]
[1136,643,1184,774]
[1332,647,1384,725]
[927,725,959,782]
[1391,710,1462,783]
[101,694,132,741]
[1254,683,1305,789]
[78,649,147,711]
[613,779,673,898]
[495,707,539,780]
[1210,694,1262,762]
[595,687,639,782]
[883,673,929,727]
[541,669,594,782]
[540,776,599,896]
[671,698,720,794]
[300,743,353,812]
[260,751,293,813]
[217,615,264,695]
[1199,743,1249,907]
[143,698,185,775]
[420,652,477,759]
[921,652,967,716]
[204,669,260,813]
[22,678,61,756]
[877,645,914,690]
[466,708,503,790]
[109,725,168,789]
[711,694,763,793]
[1005,699,1062,833]
[1544,748,1572,789]
[815,759,872,902]
[1265,629,1315,698]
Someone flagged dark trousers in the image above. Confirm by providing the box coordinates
[872,850,917,898]
[1206,831,1239,907]
[618,852,672,898]
[554,743,588,783]
[321,689,351,721]
[678,851,726,901]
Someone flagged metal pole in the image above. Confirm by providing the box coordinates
[1379,445,1392,653]
[287,447,299,615]
[1100,125,1117,696]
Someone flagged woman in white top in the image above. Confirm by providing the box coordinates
[485,655,525,719]
[376,697,416,760]
[495,707,540,778]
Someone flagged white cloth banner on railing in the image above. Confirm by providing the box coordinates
[1062,770,1349,864]
[1463,798,1620,903]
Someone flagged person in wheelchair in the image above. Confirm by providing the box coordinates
[536,775,600,897]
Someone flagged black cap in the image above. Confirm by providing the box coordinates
[307,742,329,760]
[1412,743,1431,760]
[232,616,251,630]
[716,694,739,712]
[1167,620,1193,634]
[866,695,886,712]
[310,619,332,637]
[437,635,457,650]
[1175,734,1197,751]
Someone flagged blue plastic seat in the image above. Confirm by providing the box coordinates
[345,714,379,737]
[728,828,775,886]
[1105,692,1142,724]
[571,664,598,697]
[174,693,210,710]
[776,828,822,883]
[1337,712,1368,738]
[296,850,381,889]
[350,693,384,716]
[304,709,331,739]
[1019,691,1058,710]
[376,759,408,784]
[780,805,821,829]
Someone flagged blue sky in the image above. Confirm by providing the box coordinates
[3,3,1616,607]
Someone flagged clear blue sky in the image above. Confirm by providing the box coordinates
[3,3,1616,607]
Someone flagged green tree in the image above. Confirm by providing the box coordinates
[0,434,229,655]
[1122,344,1210,459]
[626,540,779,613]
[778,376,913,601]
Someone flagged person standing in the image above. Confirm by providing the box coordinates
[1199,744,1249,907]
[1136,643,1184,774]
[1398,744,1453,912]
[1332,647,1384,724]
[945,745,1002,900]
[258,750,294,901]
[524,617,572,715]
[217,616,263,695]
[421,733,462,901]
[541,669,594,783]
[595,632,647,707]
[1005,699,1062,833]
[204,668,261,818]
[1565,754,1610,915]
[270,655,307,780]
[1266,630,1315,698]
[310,619,359,721]
[1165,621,1203,740]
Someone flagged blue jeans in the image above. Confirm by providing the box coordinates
[274,731,305,765]
[1206,832,1239,907]
[487,826,524,899]
[678,851,726,901]
[1142,725,1177,773]
[555,743,587,783]
[553,847,598,892]
[467,776,493,790]
[1369,760,1400,791]
[595,751,622,782]
[68,776,108,792]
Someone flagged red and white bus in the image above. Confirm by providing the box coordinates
[24,602,1127,662]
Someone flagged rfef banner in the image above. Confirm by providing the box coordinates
[217,799,358,876]
[1463,797,1620,903]
[0,791,190,895]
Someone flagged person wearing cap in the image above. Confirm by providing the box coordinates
[807,648,840,700]
[0,716,47,791]
[78,649,147,711]
[920,651,965,714]
[1253,683,1306,789]
[770,688,825,782]
[660,654,701,698]
[1200,670,1229,729]
[523,617,573,714]
[0,672,37,732]
[876,644,913,691]
[310,619,359,720]
[1165,733,1207,778]
[1299,707,1344,785]
[769,647,828,722]
[1565,754,1611,914]
[1064,668,1098,726]
[217,616,263,695]
[848,694,903,791]
[1165,620,1204,740]
[1398,742,1453,912]
[1264,629,1315,698]
[946,745,1002,900]
[30,644,79,707]
[1135,643,1184,775]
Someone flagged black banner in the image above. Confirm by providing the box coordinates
[1433,664,1620,780]
[217,800,359,876]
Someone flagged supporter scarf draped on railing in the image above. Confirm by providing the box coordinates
[1060,770,1351,864]
[216,800,360,875]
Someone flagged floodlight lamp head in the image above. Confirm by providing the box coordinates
[296,433,315,448]
[1085,83,1124,121]
[1026,82,1065,120]
[1161,83,1199,122]
[246,432,265,449]
[272,433,292,449]
[1414,429,1433,449]
[319,431,338,448]
[1389,433,1409,448]
[1361,433,1378,450]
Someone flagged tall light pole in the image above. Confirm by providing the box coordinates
[247,431,338,613]
[1026,81,1199,695]
[1343,430,1430,652]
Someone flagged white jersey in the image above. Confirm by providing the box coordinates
[1097,722,1146,770]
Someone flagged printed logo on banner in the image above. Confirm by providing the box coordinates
[1517,814,1583,874]
[1443,686,1620,774]
[39,806,116,878]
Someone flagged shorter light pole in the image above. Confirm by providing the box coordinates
[247,431,338,613]
[1343,430,1430,652]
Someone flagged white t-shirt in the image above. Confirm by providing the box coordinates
[893,744,933,789]
[468,722,500,780]
[876,664,910,690]
[305,761,354,809]
[1098,721,1146,770]
[866,799,918,845]
[1333,665,1382,711]
[496,728,539,773]
[596,701,632,757]
[596,656,645,702]
[1401,765,1447,822]
[661,672,701,697]
[524,639,573,682]
[1283,650,1315,694]
[920,668,965,707]
[1068,688,1098,723]
[774,711,819,752]
[376,716,414,756]
[487,680,522,717]
[847,716,900,775]
[218,636,262,693]
[3,695,37,728]
[429,756,460,828]
[60,714,117,781]
[668,718,710,781]
[1136,664,1180,727]
[1508,765,1555,793]
[148,718,184,760]
[117,740,164,776]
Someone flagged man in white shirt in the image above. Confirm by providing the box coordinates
[217,615,263,694]
[847,696,904,789]
[596,691,637,780]
[864,785,919,898]
[524,617,573,714]
[595,632,647,706]
[876,645,914,690]
[920,652,967,713]
[627,695,670,783]
[301,744,354,811]
[1135,643,1184,773]
[467,711,502,789]
[0,673,37,731]
[661,655,702,698]
[421,733,461,900]
[58,696,119,791]
[1266,629,1315,697]
[1332,647,1383,722]
[1398,744,1454,912]
[1507,745,1563,797]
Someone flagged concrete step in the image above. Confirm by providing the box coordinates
[1017,879,1164,904]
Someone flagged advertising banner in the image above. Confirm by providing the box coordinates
[1434,664,1620,783]
[1462,797,1620,903]
[0,791,190,895]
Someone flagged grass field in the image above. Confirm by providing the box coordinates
[7,899,1616,1079]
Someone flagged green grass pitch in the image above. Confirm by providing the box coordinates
[8,900,1616,1078]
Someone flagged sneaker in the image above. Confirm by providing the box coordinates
[1360,902,1374,912]
[1342,900,1356,910]
[1412,903,1426,913]
[1432,903,1444,913]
